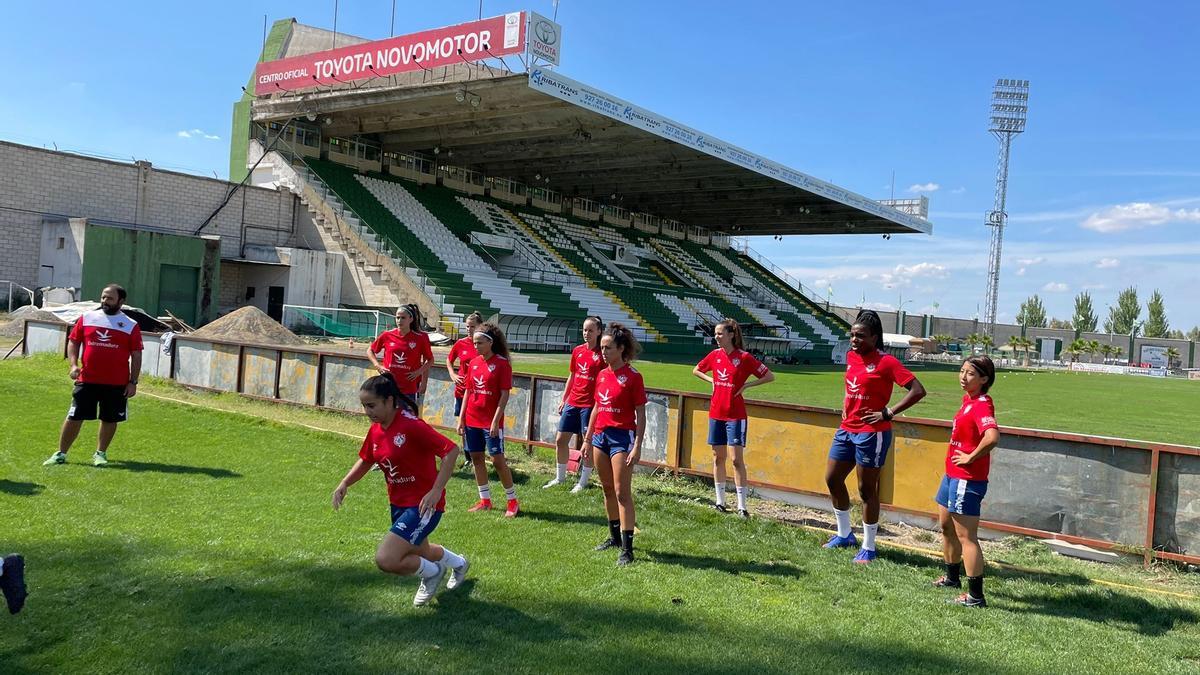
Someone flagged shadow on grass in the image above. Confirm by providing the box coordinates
[518,508,608,527]
[646,550,805,578]
[453,465,531,486]
[101,460,242,479]
[1001,587,1200,637]
[0,479,44,496]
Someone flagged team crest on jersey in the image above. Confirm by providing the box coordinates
[616,375,627,385]
[592,353,600,362]
[393,433,407,447]
[732,358,741,367]
[488,364,496,372]
[408,341,416,349]
[865,363,876,373]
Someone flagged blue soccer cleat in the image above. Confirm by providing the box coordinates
[823,533,858,549]
[853,548,877,564]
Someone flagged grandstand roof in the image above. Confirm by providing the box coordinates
[250,31,931,236]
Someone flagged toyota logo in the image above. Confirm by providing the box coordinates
[535,20,558,45]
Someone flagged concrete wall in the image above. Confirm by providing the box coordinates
[37,219,86,289]
[0,140,300,293]
[287,248,342,308]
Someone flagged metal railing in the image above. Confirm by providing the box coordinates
[729,237,833,307]
[1,280,35,313]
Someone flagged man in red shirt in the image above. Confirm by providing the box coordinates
[43,284,143,467]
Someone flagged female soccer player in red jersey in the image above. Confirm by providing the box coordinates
[445,312,483,419]
[367,304,434,413]
[692,319,775,518]
[932,355,1000,608]
[544,316,604,493]
[332,372,470,607]
[823,309,926,563]
[581,323,648,566]
[459,322,520,517]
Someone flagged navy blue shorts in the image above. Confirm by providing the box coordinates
[464,426,504,456]
[829,429,893,468]
[591,427,635,457]
[708,418,748,447]
[453,395,463,418]
[557,404,592,435]
[935,475,988,517]
[389,505,442,545]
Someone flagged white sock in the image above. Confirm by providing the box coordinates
[715,484,726,506]
[578,465,592,485]
[505,486,518,500]
[863,522,879,551]
[440,548,466,569]
[556,463,567,481]
[834,508,852,538]
[416,557,440,578]
[735,487,748,511]
[478,484,491,500]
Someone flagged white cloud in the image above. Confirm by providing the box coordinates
[1041,282,1070,293]
[1081,202,1200,233]
[861,301,896,312]
[950,187,966,194]
[907,182,940,194]
[177,128,221,141]
[1095,257,1120,269]
[1015,256,1045,276]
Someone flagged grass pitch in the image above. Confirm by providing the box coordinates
[2,356,1199,673]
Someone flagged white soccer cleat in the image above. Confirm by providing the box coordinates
[446,557,470,590]
[542,478,563,489]
[413,563,448,606]
[570,482,588,494]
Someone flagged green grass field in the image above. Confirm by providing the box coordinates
[3,356,1200,673]
[514,355,1200,446]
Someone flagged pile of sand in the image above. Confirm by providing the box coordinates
[0,305,65,338]
[191,306,305,347]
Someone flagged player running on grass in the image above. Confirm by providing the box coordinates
[581,323,647,566]
[332,372,470,607]
[44,283,143,467]
[367,304,433,414]
[692,318,775,518]
[543,316,604,494]
[823,309,926,563]
[932,355,1000,608]
[459,322,520,518]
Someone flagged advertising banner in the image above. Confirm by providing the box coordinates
[254,13,525,95]
[1141,344,1169,369]
[527,11,562,66]
[525,69,932,234]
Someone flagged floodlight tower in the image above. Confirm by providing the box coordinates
[982,78,1029,338]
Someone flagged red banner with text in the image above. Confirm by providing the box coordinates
[254,12,526,95]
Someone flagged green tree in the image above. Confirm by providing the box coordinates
[1100,344,1114,362]
[1104,286,1141,336]
[1166,347,1181,369]
[1048,317,1073,330]
[1065,338,1086,365]
[1087,340,1102,364]
[1072,291,1097,333]
[980,334,995,354]
[1188,326,1200,342]
[1143,289,1169,338]
[1016,294,1048,328]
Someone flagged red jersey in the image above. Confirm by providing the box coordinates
[840,349,914,433]
[447,337,478,398]
[359,409,457,510]
[592,364,647,431]
[369,329,433,394]
[69,309,143,386]
[946,393,999,481]
[696,348,769,420]
[565,343,603,407]
[463,354,512,428]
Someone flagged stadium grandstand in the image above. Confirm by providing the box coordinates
[232,13,932,360]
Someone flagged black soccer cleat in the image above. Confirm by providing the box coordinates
[952,593,987,608]
[714,504,730,513]
[932,575,962,588]
[0,554,28,615]
[594,538,619,552]
[616,549,634,566]
[738,509,750,519]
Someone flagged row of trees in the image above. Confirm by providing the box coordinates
[1016,288,1197,339]
[928,333,1181,368]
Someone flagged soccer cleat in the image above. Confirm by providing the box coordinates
[932,575,962,588]
[467,499,492,512]
[413,563,448,606]
[541,478,562,489]
[822,533,858,549]
[853,548,877,564]
[43,451,67,466]
[714,504,730,513]
[504,499,520,518]
[445,558,470,590]
[570,482,588,494]
[0,554,27,614]
[616,549,634,566]
[594,537,619,552]
[952,593,987,608]
[738,509,751,519]
[92,451,108,467]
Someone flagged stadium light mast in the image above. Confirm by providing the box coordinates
[982,78,1029,338]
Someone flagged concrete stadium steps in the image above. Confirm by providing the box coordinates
[355,174,543,317]
[303,159,499,317]
[726,249,849,339]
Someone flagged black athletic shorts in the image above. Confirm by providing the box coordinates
[68,383,129,423]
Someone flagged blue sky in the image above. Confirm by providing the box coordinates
[2,1,1197,330]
